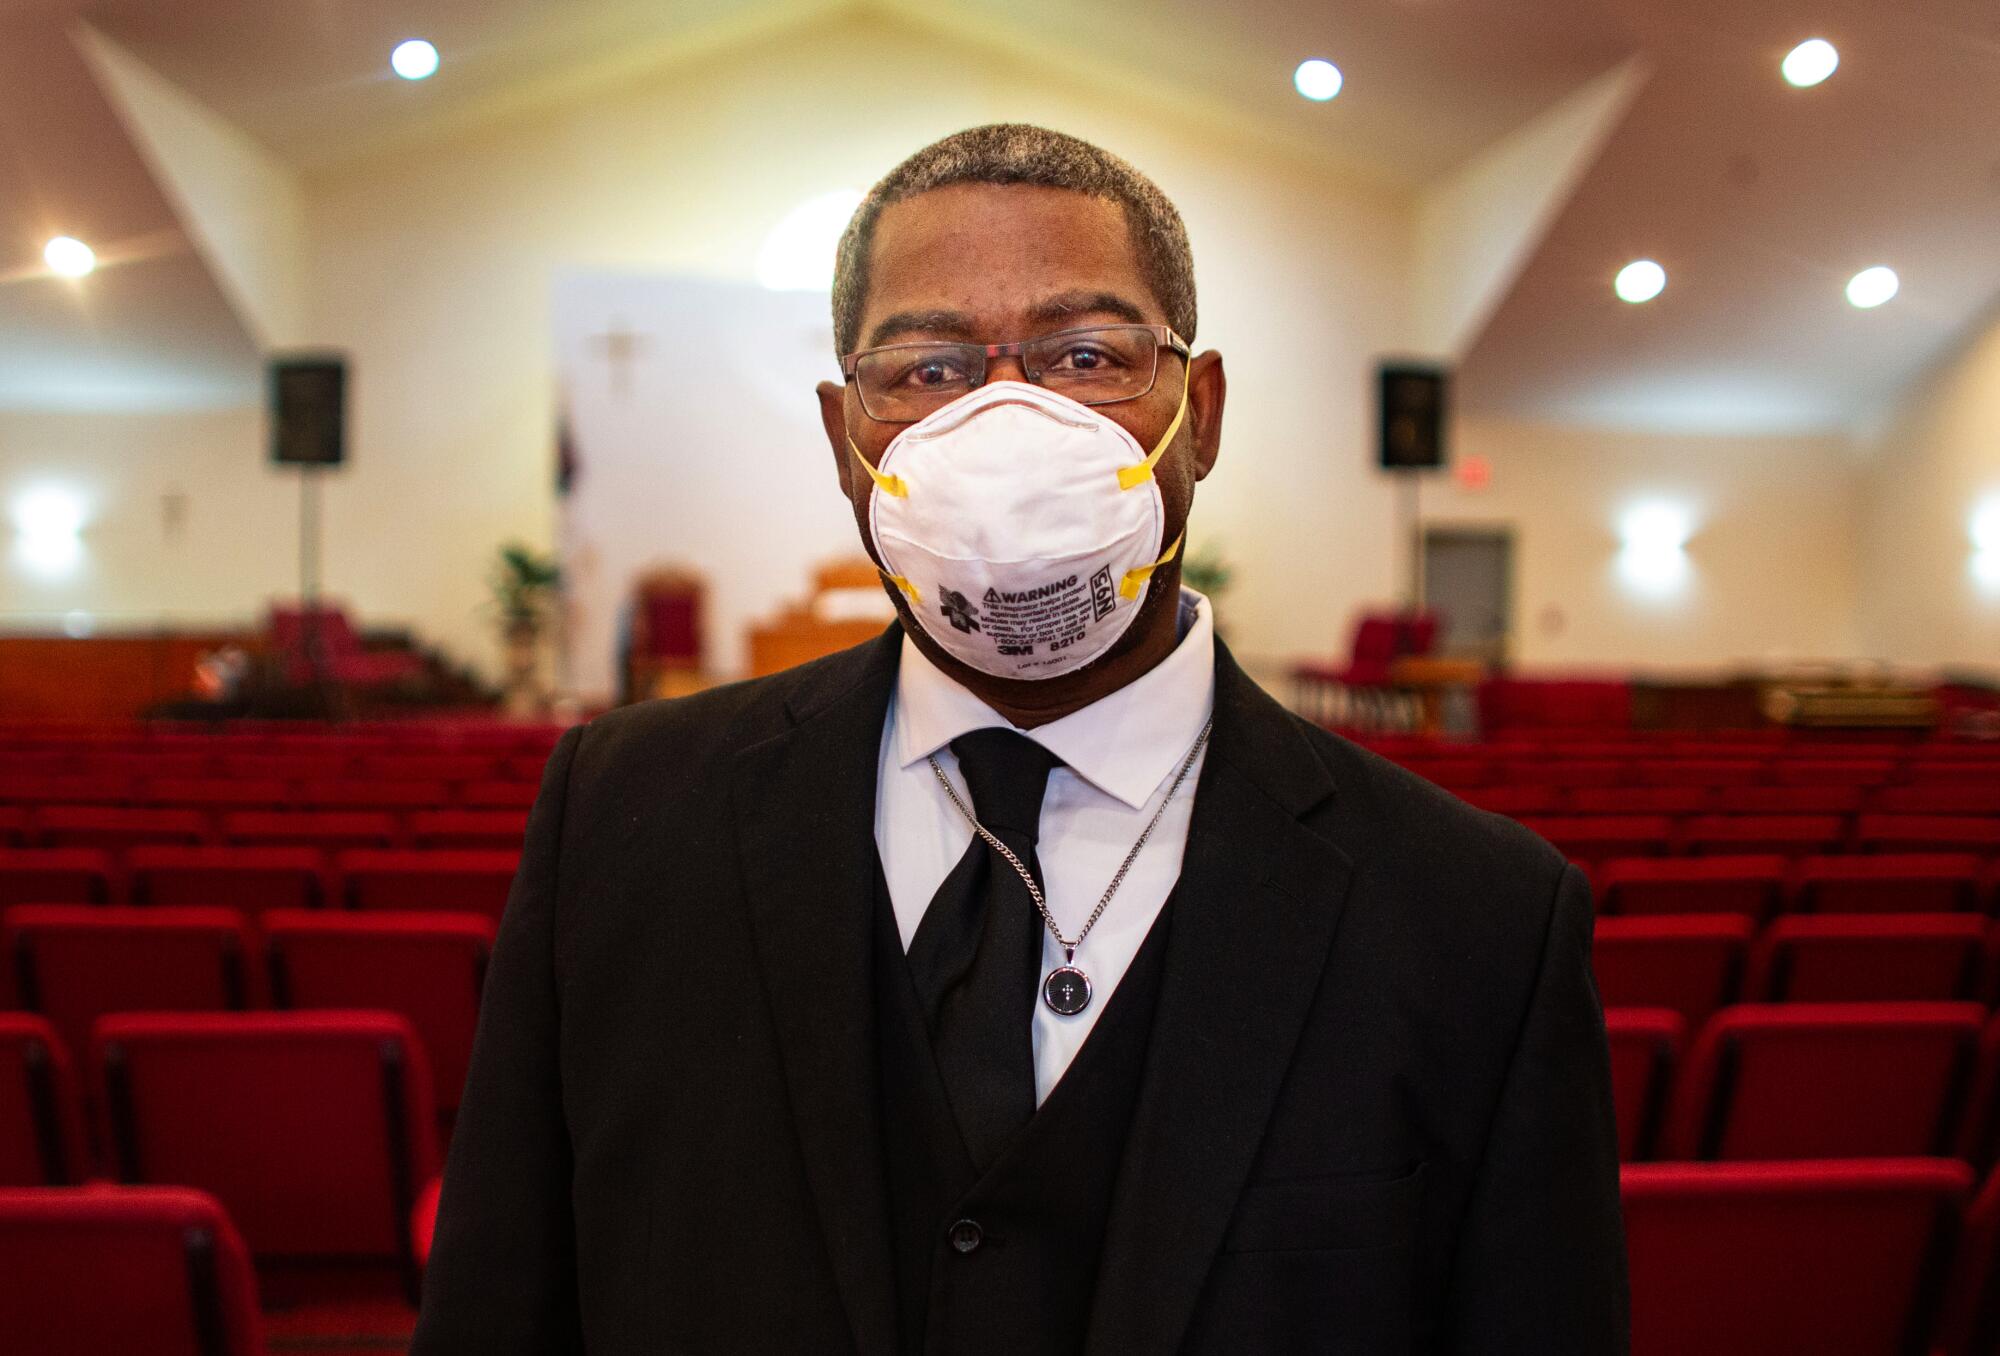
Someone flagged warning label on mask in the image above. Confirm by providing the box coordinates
[949,572,1100,662]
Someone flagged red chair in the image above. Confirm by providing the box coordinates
[32,806,207,852]
[1400,758,1487,791]
[127,844,325,913]
[1605,1008,1682,1161]
[92,1011,438,1305]
[0,1014,86,1186]
[1569,786,1711,816]
[355,753,497,783]
[1454,785,1558,817]
[0,805,27,847]
[1634,761,1763,789]
[0,774,131,807]
[1937,1160,2000,1356]
[220,810,398,852]
[1520,816,1672,868]
[1773,759,1898,787]
[1503,761,1629,790]
[0,1185,267,1356]
[0,848,116,907]
[217,751,349,782]
[1666,1002,1986,1160]
[411,1176,441,1270]
[1681,814,1847,859]
[1858,814,2000,856]
[5,906,253,1058]
[1714,784,1866,815]
[1747,914,1987,1003]
[1593,915,1752,1030]
[1792,853,1984,913]
[1620,1158,1971,1356]
[458,780,540,809]
[296,778,449,811]
[406,809,529,851]
[335,849,519,917]
[268,602,425,690]
[264,910,494,1120]
[1874,785,2000,815]
[1597,856,1787,921]
[140,777,291,810]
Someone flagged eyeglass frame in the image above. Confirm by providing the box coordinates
[838,322,1192,423]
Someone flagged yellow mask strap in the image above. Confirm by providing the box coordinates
[847,437,908,498]
[1119,531,1183,600]
[879,568,920,606]
[1116,360,1192,492]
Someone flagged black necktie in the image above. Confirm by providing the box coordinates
[906,727,1060,1170]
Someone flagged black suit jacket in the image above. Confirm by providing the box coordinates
[411,624,1629,1355]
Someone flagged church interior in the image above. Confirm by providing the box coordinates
[3,0,2000,1350]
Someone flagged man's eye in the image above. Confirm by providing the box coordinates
[1050,345,1121,371]
[896,357,971,388]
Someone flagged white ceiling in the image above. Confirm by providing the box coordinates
[1,0,1997,433]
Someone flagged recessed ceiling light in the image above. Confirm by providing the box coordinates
[43,236,95,278]
[391,39,439,81]
[1614,259,1666,304]
[1846,265,1898,308]
[1294,59,1343,102]
[1781,38,1838,88]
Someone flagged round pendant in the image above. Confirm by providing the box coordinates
[1042,965,1092,1016]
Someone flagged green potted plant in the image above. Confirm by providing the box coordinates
[487,542,562,716]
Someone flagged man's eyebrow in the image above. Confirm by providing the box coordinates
[863,309,978,349]
[1024,291,1149,328]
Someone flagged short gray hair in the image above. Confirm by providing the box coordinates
[831,123,1196,356]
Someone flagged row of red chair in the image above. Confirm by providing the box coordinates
[1419,757,2000,791]
[0,844,522,912]
[2,907,491,1129]
[1599,911,2000,1025]
[6,1161,1996,1356]
[1464,781,2000,816]
[1,1010,438,1309]
[0,774,541,813]
[1522,813,2000,863]
[0,748,554,781]
[1583,853,2000,919]
[0,804,532,854]
[1605,1003,2000,1167]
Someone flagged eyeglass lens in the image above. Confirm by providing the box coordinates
[854,325,1164,421]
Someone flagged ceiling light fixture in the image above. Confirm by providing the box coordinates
[1846,266,1898,309]
[391,39,439,81]
[1293,59,1343,102]
[1614,259,1666,304]
[1781,38,1839,88]
[43,236,95,278]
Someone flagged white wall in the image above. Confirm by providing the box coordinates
[0,405,298,628]
[298,9,1418,686]
[1424,418,1863,671]
[1855,306,2000,668]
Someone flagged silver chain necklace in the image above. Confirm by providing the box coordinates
[926,716,1213,1016]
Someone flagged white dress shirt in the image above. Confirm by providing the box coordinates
[873,587,1216,1107]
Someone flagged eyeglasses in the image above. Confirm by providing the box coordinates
[839,323,1190,423]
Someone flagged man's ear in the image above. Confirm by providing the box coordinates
[816,379,854,497]
[1187,350,1226,482]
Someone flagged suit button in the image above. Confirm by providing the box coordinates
[948,1219,983,1254]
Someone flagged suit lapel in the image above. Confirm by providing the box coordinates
[1085,642,1355,1356]
[730,626,903,1356]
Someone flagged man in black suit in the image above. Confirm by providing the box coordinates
[413,124,1628,1355]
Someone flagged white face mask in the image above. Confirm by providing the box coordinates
[847,374,1187,680]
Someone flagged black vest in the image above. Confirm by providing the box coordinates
[870,856,1174,1356]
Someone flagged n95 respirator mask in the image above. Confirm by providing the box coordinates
[847,376,1186,680]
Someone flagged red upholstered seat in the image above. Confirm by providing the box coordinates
[1620,1157,1971,1356]
[1748,914,1987,1004]
[5,906,253,1058]
[1593,915,1752,1030]
[221,810,397,852]
[1569,786,1711,816]
[354,753,498,783]
[1502,760,1629,790]
[411,1176,441,1269]
[406,808,529,851]
[0,1185,266,1356]
[140,776,291,810]
[1874,785,2000,815]
[1858,814,2000,856]
[91,1011,438,1304]
[457,779,540,809]
[264,910,494,1116]
[1453,784,1558,816]
[1772,759,1898,787]
[0,805,28,846]
[1605,1008,1682,1161]
[33,805,207,852]
[1519,816,1672,868]
[295,778,451,810]
[1682,814,1847,858]
[0,847,116,906]
[0,1014,86,1186]
[1597,856,1786,921]
[1634,760,1764,789]
[1935,1161,2000,1356]
[1666,1002,1986,1160]
[335,849,520,917]
[1714,784,1866,815]
[1792,853,1984,913]
[127,844,326,913]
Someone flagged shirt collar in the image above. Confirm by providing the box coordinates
[890,587,1217,811]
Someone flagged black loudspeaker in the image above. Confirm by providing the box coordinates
[269,356,347,466]
[1377,363,1448,470]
